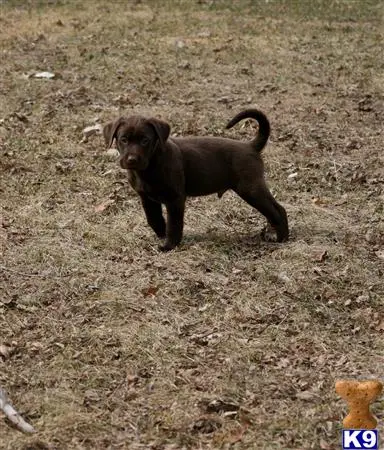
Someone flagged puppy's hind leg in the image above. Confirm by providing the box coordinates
[140,194,166,239]
[235,181,289,242]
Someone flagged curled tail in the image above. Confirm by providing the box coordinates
[226,108,270,153]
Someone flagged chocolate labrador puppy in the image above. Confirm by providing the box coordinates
[103,109,288,251]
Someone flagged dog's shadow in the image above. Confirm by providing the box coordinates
[181,228,288,257]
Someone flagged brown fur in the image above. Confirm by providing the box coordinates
[103,109,289,251]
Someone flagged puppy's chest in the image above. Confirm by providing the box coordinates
[127,170,178,203]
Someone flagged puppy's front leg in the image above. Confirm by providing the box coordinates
[140,194,166,239]
[159,199,185,252]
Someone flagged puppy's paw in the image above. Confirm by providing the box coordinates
[155,230,166,239]
[158,242,176,252]
[261,224,289,243]
[260,224,277,242]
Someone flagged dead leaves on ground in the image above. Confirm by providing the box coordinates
[191,400,251,445]
[296,390,318,401]
[94,183,128,213]
[81,123,102,143]
[315,250,328,263]
[94,198,116,213]
[141,285,159,298]
[191,415,222,434]
[199,398,240,415]
[0,343,15,361]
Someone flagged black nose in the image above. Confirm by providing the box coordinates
[120,155,139,169]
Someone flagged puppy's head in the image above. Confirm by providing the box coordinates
[103,116,170,171]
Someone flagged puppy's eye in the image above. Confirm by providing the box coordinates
[120,136,129,144]
[141,137,150,146]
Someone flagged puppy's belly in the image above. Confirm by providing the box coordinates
[185,177,231,197]
[183,157,233,197]
[186,187,229,197]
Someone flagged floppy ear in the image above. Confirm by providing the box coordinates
[103,117,126,149]
[147,118,170,151]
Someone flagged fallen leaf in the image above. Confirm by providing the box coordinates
[190,329,221,346]
[82,124,102,140]
[197,31,211,38]
[317,250,328,262]
[203,399,240,414]
[29,342,44,353]
[312,197,328,206]
[94,199,115,213]
[296,390,316,401]
[83,389,100,406]
[224,423,249,444]
[365,230,377,244]
[278,272,291,283]
[351,171,367,183]
[106,148,119,158]
[141,286,159,297]
[101,169,115,177]
[276,357,290,369]
[198,304,210,312]
[320,438,332,449]
[356,294,369,303]
[178,61,191,70]
[175,39,186,49]
[126,374,139,386]
[55,159,74,174]
[34,71,55,79]
[0,344,13,360]
[191,416,222,434]
[217,96,232,104]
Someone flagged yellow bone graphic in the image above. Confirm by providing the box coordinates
[335,379,382,429]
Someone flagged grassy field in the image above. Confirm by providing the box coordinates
[1,1,383,449]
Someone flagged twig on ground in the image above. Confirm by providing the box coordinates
[0,386,35,434]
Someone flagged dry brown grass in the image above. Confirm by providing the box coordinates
[1,1,383,449]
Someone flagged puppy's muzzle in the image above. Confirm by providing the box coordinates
[120,155,140,170]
